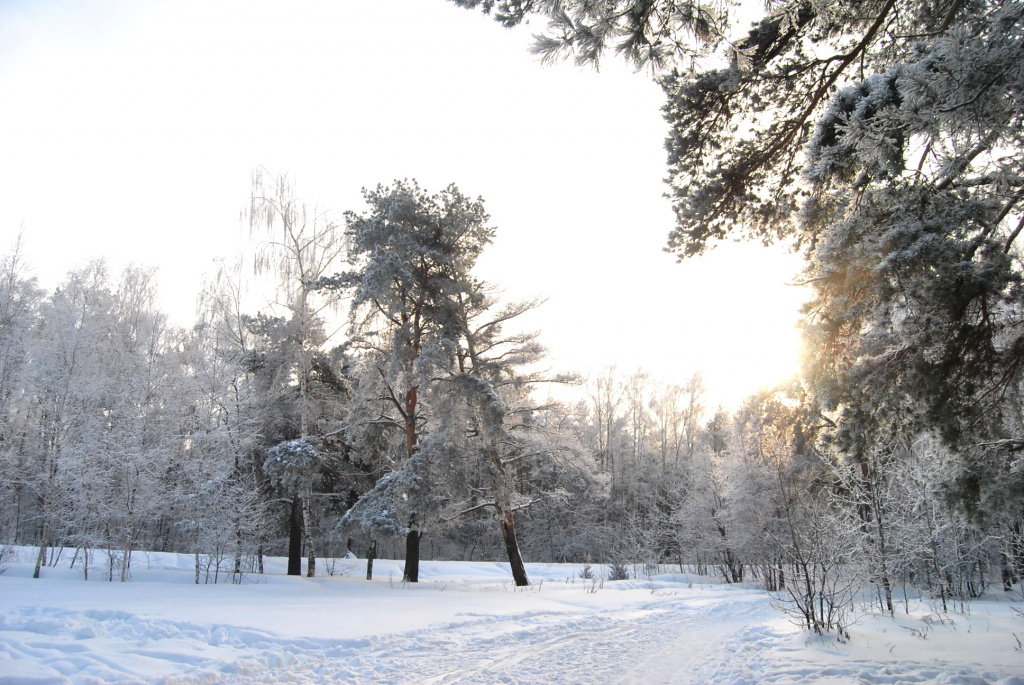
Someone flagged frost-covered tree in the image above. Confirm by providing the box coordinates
[585,368,625,495]
[462,1,1015,258]
[247,169,346,439]
[438,291,575,586]
[325,180,494,581]
[97,266,181,581]
[0,238,42,544]
[14,262,184,581]
[264,437,325,576]
[245,170,350,577]
[625,370,652,471]
[179,261,272,582]
[796,2,1024,522]
[25,262,117,578]
[330,181,579,584]
[451,0,725,71]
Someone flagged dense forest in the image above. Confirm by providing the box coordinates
[2,0,1023,636]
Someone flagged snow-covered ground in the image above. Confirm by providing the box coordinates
[1,548,1023,684]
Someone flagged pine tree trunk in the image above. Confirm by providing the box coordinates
[287,496,302,576]
[403,530,420,582]
[498,502,529,586]
[366,539,377,580]
[485,438,529,587]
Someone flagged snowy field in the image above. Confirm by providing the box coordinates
[2,548,1024,684]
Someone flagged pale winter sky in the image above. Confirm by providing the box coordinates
[0,0,807,406]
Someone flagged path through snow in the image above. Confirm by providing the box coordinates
[2,551,1024,683]
[2,585,768,684]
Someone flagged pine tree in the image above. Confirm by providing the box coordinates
[325,180,494,582]
[796,2,1024,520]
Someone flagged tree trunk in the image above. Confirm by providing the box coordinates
[400,373,421,584]
[301,488,316,577]
[498,502,529,586]
[403,530,420,582]
[120,539,132,583]
[483,436,529,586]
[193,521,201,585]
[404,386,418,457]
[366,539,377,580]
[233,515,243,582]
[1002,553,1016,591]
[33,542,46,579]
[861,461,894,614]
[287,496,302,576]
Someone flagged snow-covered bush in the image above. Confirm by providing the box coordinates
[608,561,630,581]
[768,492,858,636]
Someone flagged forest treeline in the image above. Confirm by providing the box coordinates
[3,0,1024,636]
[2,170,1022,633]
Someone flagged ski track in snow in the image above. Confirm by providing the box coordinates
[0,594,741,684]
[4,585,1023,685]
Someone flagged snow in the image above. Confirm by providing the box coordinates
[2,548,1024,683]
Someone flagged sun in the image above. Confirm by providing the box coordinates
[655,241,809,406]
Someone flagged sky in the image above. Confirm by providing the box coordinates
[0,0,808,406]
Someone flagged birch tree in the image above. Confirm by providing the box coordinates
[27,262,114,578]
[245,170,349,577]
[0,238,42,544]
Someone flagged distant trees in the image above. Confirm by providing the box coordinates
[0,176,356,583]
[15,262,183,580]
